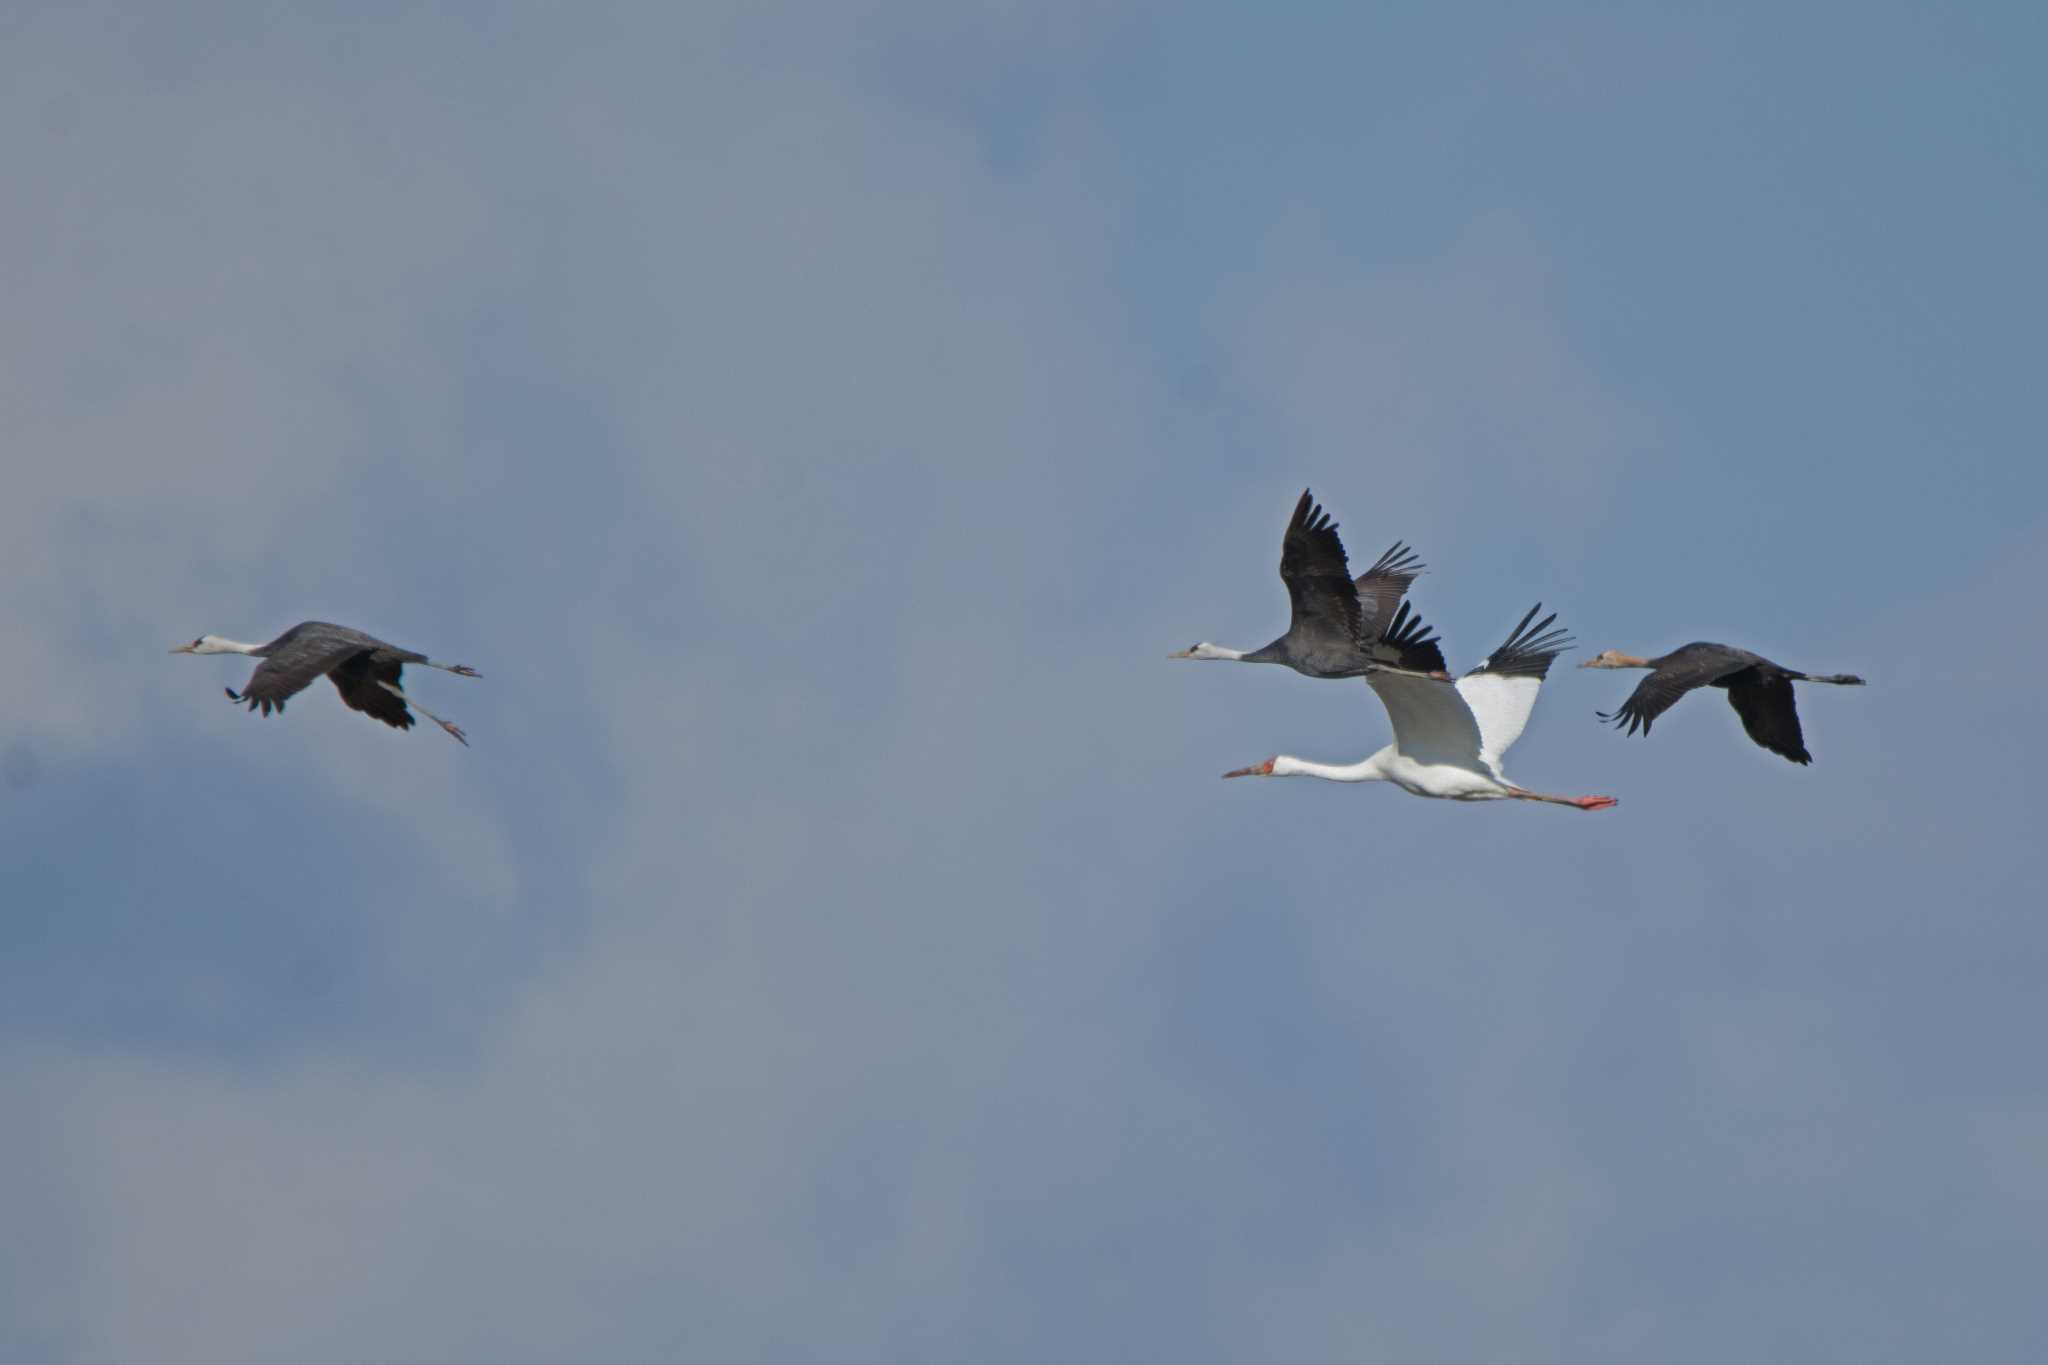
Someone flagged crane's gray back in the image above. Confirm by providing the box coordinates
[261,621,424,665]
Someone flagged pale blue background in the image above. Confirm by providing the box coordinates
[5,3,2044,1360]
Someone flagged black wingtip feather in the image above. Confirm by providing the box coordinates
[1468,602,1575,680]
[1290,488,1333,534]
[1595,707,1649,737]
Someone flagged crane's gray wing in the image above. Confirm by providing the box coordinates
[1279,489,1366,647]
[1597,649,1750,738]
[1351,541,1424,642]
[230,636,366,716]
[327,654,416,731]
[1725,672,1811,764]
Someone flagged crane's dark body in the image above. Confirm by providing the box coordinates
[1242,490,1445,677]
[219,621,476,742]
[1597,641,1864,765]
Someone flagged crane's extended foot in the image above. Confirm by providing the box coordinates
[1509,786,1618,811]
[378,680,470,746]
[448,664,481,678]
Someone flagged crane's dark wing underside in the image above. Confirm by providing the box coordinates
[1278,489,1366,651]
[1352,541,1424,642]
[328,653,415,730]
[1597,651,1752,738]
[1724,671,1811,764]
[230,638,369,716]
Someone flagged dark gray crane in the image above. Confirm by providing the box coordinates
[172,621,480,745]
[1170,488,1448,679]
[1581,642,1864,765]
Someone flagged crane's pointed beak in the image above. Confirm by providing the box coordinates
[1168,648,1194,659]
[169,643,195,654]
[1221,759,1276,779]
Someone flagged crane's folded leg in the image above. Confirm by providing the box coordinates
[378,680,469,746]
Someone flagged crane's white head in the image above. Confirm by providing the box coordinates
[1578,650,1648,670]
[171,634,243,655]
[1170,642,1247,661]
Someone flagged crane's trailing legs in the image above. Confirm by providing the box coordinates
[379,680,469,746]
[1505,786,1618,812]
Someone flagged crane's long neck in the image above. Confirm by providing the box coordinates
[1176,642,1255,662]
[210,637,269,655]
[1272,753,1388,783]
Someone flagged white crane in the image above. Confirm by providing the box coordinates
[1222,604,1617,812]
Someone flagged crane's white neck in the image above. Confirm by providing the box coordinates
[1177,642,1249,661]
[1271,752,1387,783]
[189,635,266,655]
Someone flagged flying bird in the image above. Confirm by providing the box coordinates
[1223,604,1617,811]
[172,621,480,745]
[1581,642,1864,765]
[1171,488,1447,679]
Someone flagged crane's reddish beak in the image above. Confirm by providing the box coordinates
[1221,759,1275,779]
[169,642,196,654]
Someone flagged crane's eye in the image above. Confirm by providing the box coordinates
[192,637,204,647]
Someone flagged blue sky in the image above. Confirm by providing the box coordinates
[5,2,2045,1360]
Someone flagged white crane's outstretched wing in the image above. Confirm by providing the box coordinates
[1366,671,1483,769]
[1453,605,1572,774]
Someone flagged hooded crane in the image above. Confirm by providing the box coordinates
[172,621,480,745]
[1170,488,1448,680]
[1581,642,1864,765]
[1223,605,1618,812]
